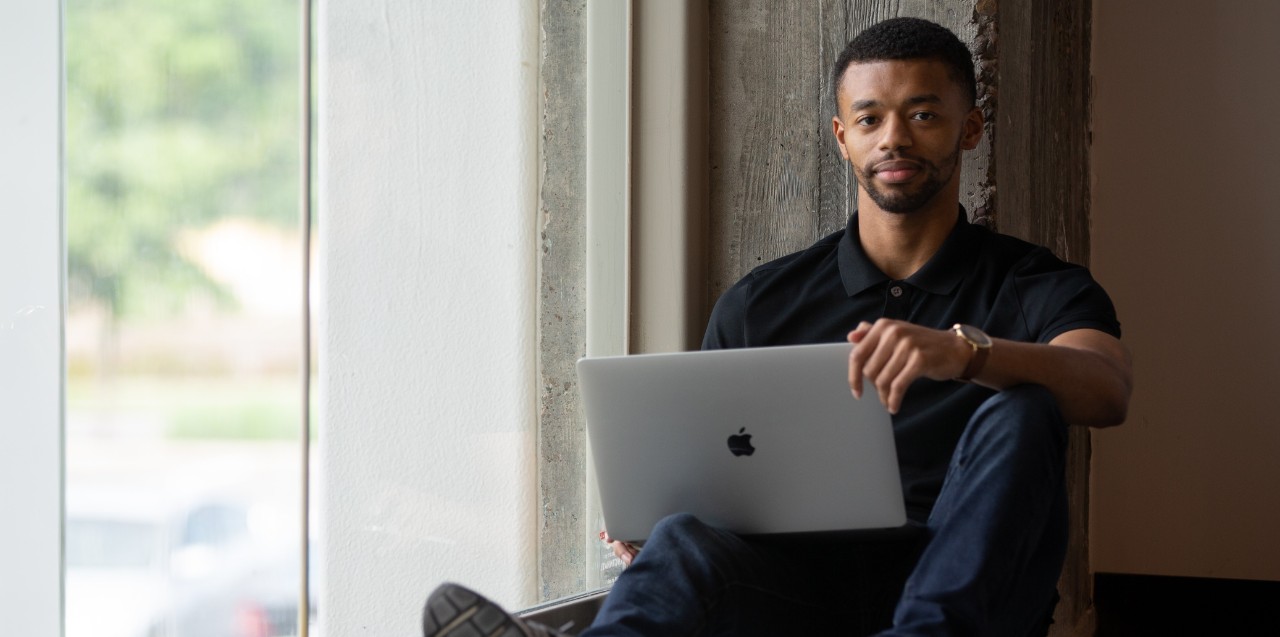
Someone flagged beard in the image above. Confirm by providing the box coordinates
[853,143,962,214]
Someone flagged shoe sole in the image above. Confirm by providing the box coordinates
[423,583,528,637]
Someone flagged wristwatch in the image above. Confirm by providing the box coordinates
[952,323,993,382]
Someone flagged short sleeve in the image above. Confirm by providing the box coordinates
[1012,248,1122,343]
[701,276,752,350]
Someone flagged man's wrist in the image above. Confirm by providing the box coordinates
[952,323,992,381]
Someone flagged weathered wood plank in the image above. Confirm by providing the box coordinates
[996,1,1095,635]
[998,1,1092,262]
[816,0,853,239]
[707,0,825,310]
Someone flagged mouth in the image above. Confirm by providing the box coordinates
[872,159,922,184]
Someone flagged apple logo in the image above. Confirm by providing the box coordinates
[727,427,755,457]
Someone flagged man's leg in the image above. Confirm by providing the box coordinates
[582,512,919,637]
[424,513,920,637]
[883,384,1070,637]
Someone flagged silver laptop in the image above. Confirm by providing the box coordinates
[577,342,907,543]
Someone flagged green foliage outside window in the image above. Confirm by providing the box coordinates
[65,0,299,320]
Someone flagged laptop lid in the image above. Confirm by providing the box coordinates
[577,342,906,543]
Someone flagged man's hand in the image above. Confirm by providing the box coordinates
[847,319,1133,427]
[600,530,639,567]
[847,319,971,414]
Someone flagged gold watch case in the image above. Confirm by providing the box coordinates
[952,323,992,381]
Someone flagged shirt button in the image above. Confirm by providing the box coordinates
[890,285,904,298]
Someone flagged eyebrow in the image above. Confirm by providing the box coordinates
[849,94,943,111]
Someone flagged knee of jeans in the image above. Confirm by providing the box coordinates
[970,384,1067,452]
[650,512,708,541]
[646,512,723,553]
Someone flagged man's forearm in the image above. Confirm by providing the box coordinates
[972,330,1132,428]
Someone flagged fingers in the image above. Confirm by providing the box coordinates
[863,335,906,414]
[879,347,920,414]
[600,530,639,567]
[850,320,893,404]
[847,322,873,399]
[612,540,639,566]
[848,319,938,414]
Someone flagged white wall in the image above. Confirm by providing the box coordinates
[1091,0,1280,580]
[0,3,63,635]
[319,0,540,632]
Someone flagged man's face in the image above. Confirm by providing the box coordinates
[832,59,983,214]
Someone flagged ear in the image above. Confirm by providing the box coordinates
[960,106,984,151]
[832,116,851,161]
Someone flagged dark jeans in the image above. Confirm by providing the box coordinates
[579,385,1069,637]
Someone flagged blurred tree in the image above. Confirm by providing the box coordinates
[65,0,299,320]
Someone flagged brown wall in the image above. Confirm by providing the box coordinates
[1090,0,1280,581]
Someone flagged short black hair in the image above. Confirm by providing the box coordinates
[832,17,977,111]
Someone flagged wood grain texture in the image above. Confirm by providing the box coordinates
[997,1,1092,263]
[996,1,1095,635]
[816,0,855,247]
[707,0,824,308]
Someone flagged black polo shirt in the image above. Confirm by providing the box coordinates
[702,209,1121,522]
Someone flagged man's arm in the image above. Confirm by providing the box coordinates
[847,320,1132,428]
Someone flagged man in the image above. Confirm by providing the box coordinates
[423,16,1130,637]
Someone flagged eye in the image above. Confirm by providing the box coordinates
[856,115,879,126]
[911,111,937,121]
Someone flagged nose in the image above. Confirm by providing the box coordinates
[878,114,912,152]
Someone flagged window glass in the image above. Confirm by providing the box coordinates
[65,520,162,570]
[63,1,312,636]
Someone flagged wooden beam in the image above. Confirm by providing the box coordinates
[996,0,1096,635]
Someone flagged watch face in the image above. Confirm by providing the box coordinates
[957,324,993,347]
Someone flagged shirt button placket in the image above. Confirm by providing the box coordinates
[884,282,910,320]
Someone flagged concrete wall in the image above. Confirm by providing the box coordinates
[1091,0,1280,581]
[537,0,595,601]
[319,1,541,632]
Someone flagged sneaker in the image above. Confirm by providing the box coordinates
[423,582,571,637]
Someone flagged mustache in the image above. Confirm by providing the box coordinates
[862,155,929,179]
[867,152,929,169]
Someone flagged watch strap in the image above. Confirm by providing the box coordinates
[958,343,989,381]
[953,324,992,382]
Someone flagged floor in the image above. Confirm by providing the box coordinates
[1094,573,1280,635]
[519,573,1280,635]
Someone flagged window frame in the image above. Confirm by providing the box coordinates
[0,3,65,635]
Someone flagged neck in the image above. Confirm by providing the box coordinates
[856,195,960,280]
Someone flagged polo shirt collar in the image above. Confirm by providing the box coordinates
[837,206,980,298]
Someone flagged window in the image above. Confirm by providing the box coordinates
[62,1,312,635]
[1,4,655,634]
